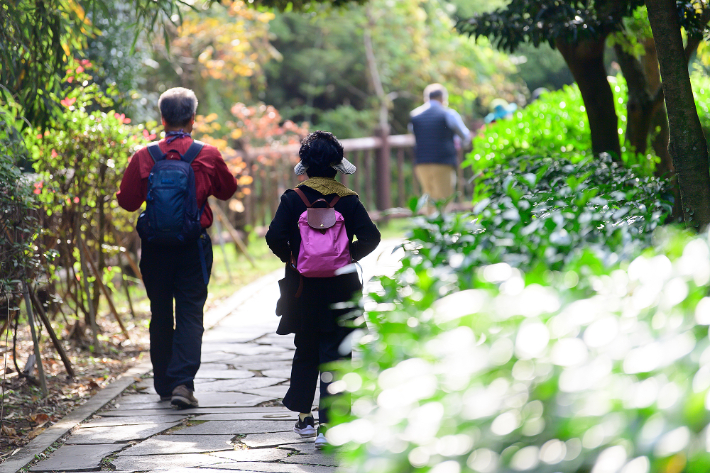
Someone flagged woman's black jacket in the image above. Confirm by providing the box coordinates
[265,186,381,334]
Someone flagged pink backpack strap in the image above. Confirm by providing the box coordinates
[294,188,312,208]
[329,195,340,208]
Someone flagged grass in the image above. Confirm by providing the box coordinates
[207,232,284,304]
[376,217,413,241]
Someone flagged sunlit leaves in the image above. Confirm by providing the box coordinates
[325,147,710,473]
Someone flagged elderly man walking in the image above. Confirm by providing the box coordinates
[117,88,237,408]
[409,84,471,206]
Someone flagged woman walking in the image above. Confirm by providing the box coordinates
[266,131,381,449]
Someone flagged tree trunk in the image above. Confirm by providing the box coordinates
[556,37,621,159]
[646,0,710,230]
[614,42,655,155]
[641,38,673,177]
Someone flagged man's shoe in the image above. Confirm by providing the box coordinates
[171,385,198,409]
[314,424,328,450]
[159,395,171,402]
[294,415,316,438]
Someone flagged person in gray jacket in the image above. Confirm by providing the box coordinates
[409,83,471,207]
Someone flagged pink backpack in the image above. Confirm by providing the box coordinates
[293,188,351,278]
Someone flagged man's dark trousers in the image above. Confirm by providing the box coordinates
[140,233,213,397]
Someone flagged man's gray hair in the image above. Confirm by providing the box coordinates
[423,83,448,105]
[158,87,198,127]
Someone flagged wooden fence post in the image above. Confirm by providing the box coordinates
[375,126,391,212]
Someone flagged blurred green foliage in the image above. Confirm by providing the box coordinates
[465,72,710,177]
[326,148,710,472]
[465,77,651,173]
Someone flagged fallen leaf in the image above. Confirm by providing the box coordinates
[2,425,17,437]
[30,413,50,426]
[27,426,46,440]
[88,381,100,391]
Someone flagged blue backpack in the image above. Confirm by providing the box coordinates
[136,140,205,246]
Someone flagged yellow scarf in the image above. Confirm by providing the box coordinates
[297,177,358,197]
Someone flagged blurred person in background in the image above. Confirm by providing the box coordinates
[409,84,471,210]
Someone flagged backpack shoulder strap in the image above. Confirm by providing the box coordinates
[328,195,341,208]
[147,143,166,163]
[181,140,204,164]
[293,188,312,208]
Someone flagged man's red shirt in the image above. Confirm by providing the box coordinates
[116,137,237,228]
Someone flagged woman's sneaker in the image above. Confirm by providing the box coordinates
[315,424,328,450]
[294,415,316,437]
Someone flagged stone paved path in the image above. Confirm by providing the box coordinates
[25,241,401,473]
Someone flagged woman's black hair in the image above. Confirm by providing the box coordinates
[299,131,343,178]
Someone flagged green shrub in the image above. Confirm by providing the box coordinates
[27,64,153,223]
[329,153,694,473]
[464,77,657,176]
[0,98,39,288]
[24,63,156,310]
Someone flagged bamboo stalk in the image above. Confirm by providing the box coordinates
[79,238,130,340]
[31,288,75,378]
[76,219,99,351]
[23,281,48,397]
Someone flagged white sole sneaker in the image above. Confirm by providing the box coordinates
[314,433,328,450]
[294,425,316,437]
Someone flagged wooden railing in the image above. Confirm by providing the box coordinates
[232,133,474,229]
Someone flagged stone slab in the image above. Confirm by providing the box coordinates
[190,392,273,407]
[114,393,171,405]
[66,422,177,444]
[196,377,288,392]
[111,400,176,411]
[200,343,265,354]
[234,362,293,372]
[133,378,158,394]
[99,406,292,416]
[202,331,266,343]
[242,432,313,448]
[111,453,225,470]
[29,443,126,472]
[207,462,335,472]
[173,420,294,435]
[260,369,293,379]
[229,354,295,364]
[208,448,291,462]
[3,362,153,473]
[118,434,236,455]
[196,412,295,421]
[108,392,271,410]
[200,351,235,362]
[144,470,264,473]
[219,344,290,356]
[196,370,256,379]
[199,363,231,371]
[81,414,187,427]
[282,454,337,467]
[241,385,290,399]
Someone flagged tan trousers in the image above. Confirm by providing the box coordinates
[415,163,456,201]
